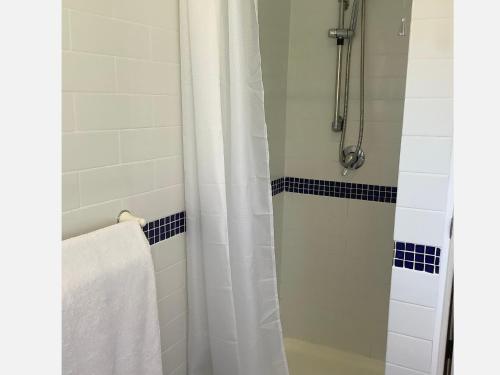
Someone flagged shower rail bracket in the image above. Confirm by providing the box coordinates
[328,28,353,42]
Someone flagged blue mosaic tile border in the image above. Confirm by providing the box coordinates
[270,176,397,203]
[393,241,441,274]
[143,211,186,245]
[271,177,285,196]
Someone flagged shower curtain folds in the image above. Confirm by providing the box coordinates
[179,1,289,375]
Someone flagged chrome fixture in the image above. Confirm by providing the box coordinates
[398,17,407,36]
[328,0,366,174]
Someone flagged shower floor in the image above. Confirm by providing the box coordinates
[284,338,384,375]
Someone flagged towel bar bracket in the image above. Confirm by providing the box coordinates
[117,210,146,228]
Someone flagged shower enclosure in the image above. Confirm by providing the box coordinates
[258,0,412,374]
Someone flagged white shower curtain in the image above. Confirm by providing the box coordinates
[179,1,289,375]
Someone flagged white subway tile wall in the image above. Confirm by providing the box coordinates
[387,0,453,374]
[62,1,186,373]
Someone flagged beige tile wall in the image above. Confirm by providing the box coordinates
[284,0,411,186]
[62,0,183,238]
[62,1,186,374]
[258,0,292,284]
[272,0,412,362]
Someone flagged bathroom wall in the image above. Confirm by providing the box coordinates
[386,0,453,374]
[61,1,187,374]
[258,0,292,280]
[277,0,412,361]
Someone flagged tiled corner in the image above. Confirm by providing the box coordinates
[143,211,186,246]
[393,241,441,275]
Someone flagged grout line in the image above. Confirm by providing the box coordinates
[159,312,186,332]
[67,10,73,50]
[390,299,435,311]
[396,206,444,213]
[157,286,186,304]
[398,171,449,177]
[113,56,118,93]
[62,185,184,214]
[62,90,181,97]
[385,361,429,375]
[64,49,180,66]
[66,8,179,32]
[117,130,122,163]
[402,134,453,139]
[165,360,186,375]
[71,125,182,134]
[390,297,435,310]
[155,258,186,275]
[388,330,433,343]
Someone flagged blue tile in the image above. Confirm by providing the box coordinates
[404,261,414,269]
[414,262,425,271]
[425,246,436,255]
[405,243,415,252]
[394,259,404,268]
[425,264,435,274]
[415,253,425,263]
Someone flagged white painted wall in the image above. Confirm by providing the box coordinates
[386,0,453,374]
[62,1,187,374]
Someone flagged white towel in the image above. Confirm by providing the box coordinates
[62,221,163,375]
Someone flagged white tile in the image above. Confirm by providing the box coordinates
[168,362,187,375]
[160,313,186,351]
[398,136,452,175]
[79,162,155,205]
[152,95,182,126]
[155,157,184,188]
[402,99,453,137]
[63,0,113,16]
[62,93,75,132]
[120,127,182,162]
[74,94,153,130]
[150,0,179,30]
[405,59,453,98]
[157,288,187,328]
[409,18,453,59]
[151,234,186,272]
[162,339,186,375]
[385,363,428,375]
[62,9,70,50]
[62,132,119,172]
[62,51,116,92]
[152,29,179,63]
[116,58,180,95]
[388,300,435,340]
[386,332,432,373]
[156,260,186,301]
[397,172,449,211]
[62,200,122,239]
[122,185,185,223]
[70,11,150,59]
[389,267,439,307]
[394,207,447,248]
[111,0,178,29]
[411,0,453,19]
[62,173,80,211]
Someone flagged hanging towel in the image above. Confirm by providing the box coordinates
[62,221,163,375]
